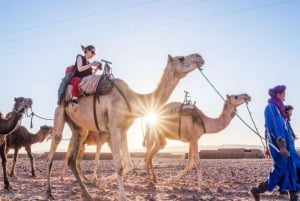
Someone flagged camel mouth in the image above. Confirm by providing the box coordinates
[244,95,251,103]
[192,54,205,68]
[25,98,33,109]
[195,60,204,68]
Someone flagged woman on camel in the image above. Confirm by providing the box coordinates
[71,45,101,107]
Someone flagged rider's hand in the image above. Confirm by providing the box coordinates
[277,137,289,157]
[264,149,270,158]
[280,147,289,157]
[91,61,99,66]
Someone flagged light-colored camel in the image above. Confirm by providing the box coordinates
[144,93,251,189]
[6,125,53,177]
[60,131,110,182]
[46,53,204,200]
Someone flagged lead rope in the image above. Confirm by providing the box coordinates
[27,108,54,128]
[197,67,267,152]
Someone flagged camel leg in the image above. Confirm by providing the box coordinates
[105,125,126,201]
[193,141,203,190]
[121,134,133,175]
[172,141,194,182]
[0,142,11,190]
[46,105,65,199]
[144,129,152,184]
[148,133,166,184]
[60,136,75,181]
[92,141,103,183]
[77,142,88,181]
[144,128,156,184]
[25,145,36,177]
[5,145,9,176]
[67,128,91,200]
[9,148,19,177]
[97,133,131,190]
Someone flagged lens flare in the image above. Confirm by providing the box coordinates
[144,112,158,125]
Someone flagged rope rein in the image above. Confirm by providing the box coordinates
[26,108,54,128]
[198,67,267,151]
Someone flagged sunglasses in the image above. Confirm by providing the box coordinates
[91,50,95,55]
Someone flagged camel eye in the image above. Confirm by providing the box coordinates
[178,57,184,62]
[234,96,238,99]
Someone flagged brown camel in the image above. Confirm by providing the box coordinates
[0,97,33,189]
[144,93,251,189]
[6,125,53,177]
[47,53,204,200]
[60,131,110,182]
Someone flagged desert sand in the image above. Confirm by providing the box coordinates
[0,156,291,201]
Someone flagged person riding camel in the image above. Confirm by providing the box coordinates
[70,45,102,107]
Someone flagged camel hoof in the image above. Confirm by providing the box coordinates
[200,184,208,191]
[152,178,157,183]
[46,190,56,200]
[166,178,173,184]
[91,177,98,185]
[82,192,92,200]
[97,178,107,189]
[4,184,12,190]
[148,181,155,187]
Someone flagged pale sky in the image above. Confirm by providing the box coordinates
[0,0,299,153]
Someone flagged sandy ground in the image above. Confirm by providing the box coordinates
[0,157,293,201]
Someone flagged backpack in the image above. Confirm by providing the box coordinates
[57,65,76,105]
[65,65,76,75]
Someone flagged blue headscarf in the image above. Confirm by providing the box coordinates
[268,85,286,119]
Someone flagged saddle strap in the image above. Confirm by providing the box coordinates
[92,80,132,131]
[178,104,184,139]
[177,105,206,139]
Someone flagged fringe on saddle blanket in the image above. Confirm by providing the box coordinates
[65,75,101,102]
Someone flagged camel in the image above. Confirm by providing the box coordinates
[144,93,251,189]
[46,53,204,200]
[60,131,110,182]
[0,97,33,189]
[6,125,53,177]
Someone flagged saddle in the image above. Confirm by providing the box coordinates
[57,74,114,106]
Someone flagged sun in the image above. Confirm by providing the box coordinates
[144,112,158,126]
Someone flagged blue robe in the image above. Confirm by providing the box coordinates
[265,103,300,192]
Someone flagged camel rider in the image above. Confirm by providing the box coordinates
[70,45,102,107]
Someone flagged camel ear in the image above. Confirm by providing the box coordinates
[14,97,17,102]
[226,94,230,99]
[168,54,173,62]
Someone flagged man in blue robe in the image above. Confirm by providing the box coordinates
[250,85,299,201]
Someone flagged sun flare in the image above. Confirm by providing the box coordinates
[144,112,159,126]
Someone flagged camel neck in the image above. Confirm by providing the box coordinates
[129,64,180,116]
[152,65,180,105]
[201,101,236,134]
[0,111,22,134]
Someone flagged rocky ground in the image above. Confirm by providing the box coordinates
[0,157,292,200]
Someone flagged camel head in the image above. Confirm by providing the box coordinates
[226,93,251,108]
[13,97,33,114]
[38,125,53,142]
[167,53,204,79]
